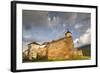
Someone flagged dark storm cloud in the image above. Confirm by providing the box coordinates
[23,10,49,30]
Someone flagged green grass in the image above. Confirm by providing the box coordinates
[71,56,90,60]
[48,56,90,61]
[23,55,91,63]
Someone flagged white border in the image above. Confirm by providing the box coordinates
[16,4,96,70]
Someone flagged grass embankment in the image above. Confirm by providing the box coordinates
[23,55,90,63]
[48,56,90,61]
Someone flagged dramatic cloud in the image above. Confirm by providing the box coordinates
[74,28,91,47]
[22,10,91,49]
[80,28,91,44]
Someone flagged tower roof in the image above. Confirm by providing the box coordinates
[65,30,72,35]
[67,30,71,33]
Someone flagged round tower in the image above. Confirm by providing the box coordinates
[65,30,75,59]
[65,30,74,50]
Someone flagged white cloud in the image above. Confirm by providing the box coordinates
[74,38,79,44]
[74,28,91,47]
[23,34,33,39]
[80,28,91,44]
[68,13,78,24]
[63,24,66,27]
[86,28,90,33]
[74,24,82,29]
[48,17,51,21]
[48,16,60,27]
[74,38,80,47]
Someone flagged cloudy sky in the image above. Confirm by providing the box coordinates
[22,10,91,49]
